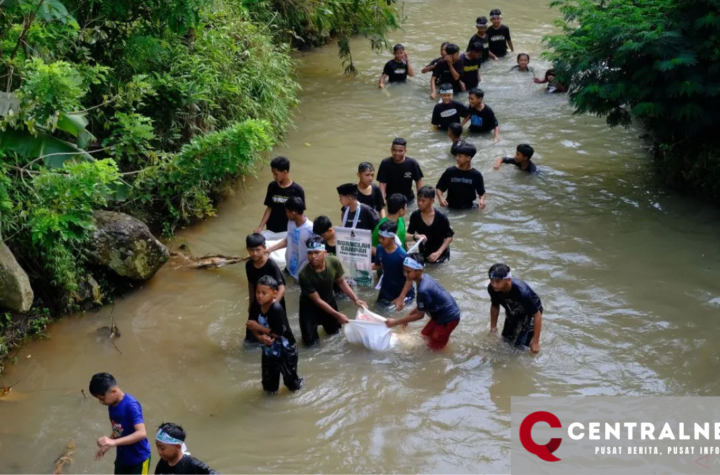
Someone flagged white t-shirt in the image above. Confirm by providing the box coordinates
[286,217,314,279]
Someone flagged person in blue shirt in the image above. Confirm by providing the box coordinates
[373,220,415,308]
[386,253,461,350]
[487,263,544,353]
[90,372,152,474]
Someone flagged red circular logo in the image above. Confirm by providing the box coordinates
[519,411,562,462]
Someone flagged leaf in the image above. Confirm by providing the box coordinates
[0,128,93,168]
[56,112,95,149]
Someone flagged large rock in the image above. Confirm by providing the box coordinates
[87,211,169,280]
[0,242,34,313]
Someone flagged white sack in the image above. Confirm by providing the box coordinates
[344,307,397,351]
[262,231,287,269]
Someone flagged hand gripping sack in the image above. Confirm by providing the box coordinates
[343,307,398,351]
[262,231,287,269]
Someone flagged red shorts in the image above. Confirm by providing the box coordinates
[421,318,460,350]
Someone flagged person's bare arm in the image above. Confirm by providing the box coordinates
[478,192,486,209]
[415,179,424,195]
[490,304,500,333]
[493,126,500,142]
[493,157,504,170]
[379,73,388,89]
[461,115,470,127]
[391,279,414,310]
[379,182,387,200]
[430,77,437,100]
[98,423,147,452]
[421,63,435,74]
[266,238,287,254]
[386,308,426,328]
[530,311,542,354]
[276,284,286,303]
[254,207,272,233]
[436,188,448,207]
[490,51,499,61]
[246,320,271,338]
[428,236,453,263]
[336,278,368,309]
[449,62,461,81]
[379,207,387,218]
[406,57,415,77]
[508,39,514,52]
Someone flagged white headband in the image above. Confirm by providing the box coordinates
[378,230,396,239]
[489,271,512,280]
[404,256,425,270]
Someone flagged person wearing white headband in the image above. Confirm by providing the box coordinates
[487,263,544,354]
[386,253,461,350]
[431,83,468,131]
[488,9,513,58]
[154,422,217,474]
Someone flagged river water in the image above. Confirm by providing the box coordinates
[2,0,720,473]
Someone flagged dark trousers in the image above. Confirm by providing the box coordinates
[262,345,302,393]
[299,296,341,346]
[502,311,542,348]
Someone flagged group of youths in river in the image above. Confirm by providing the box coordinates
[86,9,552,475]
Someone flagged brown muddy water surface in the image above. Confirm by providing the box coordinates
[2,0,720,473]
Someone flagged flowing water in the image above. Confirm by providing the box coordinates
[2,0,720,473]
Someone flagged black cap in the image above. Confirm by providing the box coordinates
[336,183,358,197]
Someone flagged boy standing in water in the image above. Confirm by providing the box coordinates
[254,156,305,234]
[488,9,513,58]
[487,263,543,353]
[493,144,537,173]
[356,162,386,217]
[337,183,380,232]
[431,84,468,131]
[90,373,152,474]
[312,216,337,255]
[266,197,314,280]
[407,186,455,263]
[436,141,486,210]
[154,423,216,474]
[386,253,461,350]
[245,233,286,345]
[377,138,424,204]
[246,275,304,393]
[431,43,463,99]
[459,42,483,91]
[379,44,414,88]
[371,193,408,248]
[298,236,368,346]
[462,88,500,142]
[373,221,415,307]
[421,42,450,74]
[467,17,497,62]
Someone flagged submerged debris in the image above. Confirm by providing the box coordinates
[52,441,75,475]
[170,251,250,269]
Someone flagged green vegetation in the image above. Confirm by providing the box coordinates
[0,0,401,319]
[544,0,720,204]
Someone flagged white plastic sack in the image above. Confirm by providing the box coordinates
[262,231,287,269]
[344,307,397,351]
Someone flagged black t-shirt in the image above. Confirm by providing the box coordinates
[340,203,380,232]
[263,182,305,233]
[383,59,409,83]
[467,104,499,133]
[407,208,455,260]
[502,157,537,173]
[488,25,511,57]
[357,184,385,214]
[245,258,286,343]
[436,166,486,209]
[155,455,217,474]
[466,34,491,62]
[432,100,468,131]
[261,301,296,345]
[323,241,337,256]
[459,53,482,90]
[377,157,424,202]
[487,278,543,340]
[432,59,464,93]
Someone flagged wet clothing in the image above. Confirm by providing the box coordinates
[376,245,415,303]
[467,104,499,133]
[285,217,314,279]
[371,217,407,248]
[155,456,216,474]
[257,302,302,392]
[510,65,535,75]
[436,166,486,209]
[407,209,455,262]
[459,53,482,90]
[324,242,337,256]
[377,157,424,203]
[431,100,468,131]
[502,156,537,173]
[421,318,460,350]
[416,274,461,331]
[432,59,464,93]
[298,256,345,346]
[487,278,543,347]
[426,57,443,83]
[340,204,380,232]
[108,393,152,468]
[263,182,305,233]
[488,25,512,57]
[357,184,385,215]
[116,457,151,475]
[466,34,491,62]
[245,259,286,343]
[383,59,409,83]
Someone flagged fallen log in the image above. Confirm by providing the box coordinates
[170,252,250,269]
[52,441,75,474]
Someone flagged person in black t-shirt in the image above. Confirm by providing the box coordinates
[407,186,455,263]
[154,422,217,474]
[460,43,483,90]
[462,88,500,141]
[337,183,380,232]
[421,42,449,74]
[255,156,305,234]
[377,137,424,204]
[436,141,486,210]
[467,17,498,63]
[431,43,463,99]
[312,215,337,256]
[487,263,544,354]
[448,123,463,150]
[493,143,538,173]
[245,233,286,345]
[488,9,513,58]
[431,84,468,131]
[379,44,415,88]
[246,275,304,393]
[356,162,386,217]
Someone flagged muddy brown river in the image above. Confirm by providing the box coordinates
[2,0,720,473]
